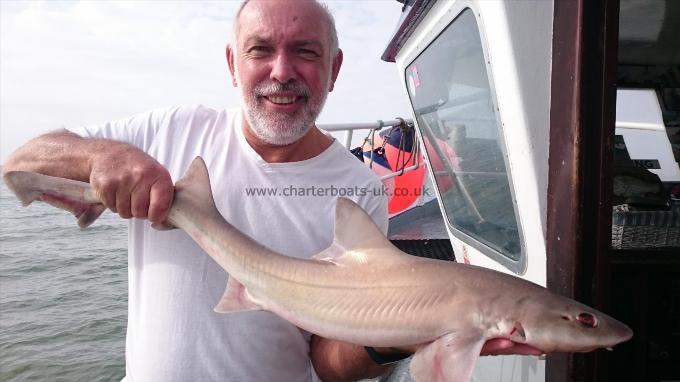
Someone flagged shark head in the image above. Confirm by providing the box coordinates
[516,291,633,353]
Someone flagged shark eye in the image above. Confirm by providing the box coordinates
[577,313,598,328]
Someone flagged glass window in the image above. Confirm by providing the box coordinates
[405,9,522,260]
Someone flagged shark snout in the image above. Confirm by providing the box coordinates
[566,310,633,351]
[519,294,634,353]
[606,316,633,346]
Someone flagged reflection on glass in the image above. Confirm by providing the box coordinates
[406,9,521,260]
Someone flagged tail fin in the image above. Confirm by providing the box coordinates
[3,171,105,228]
[164,157,220,228]
[3,171,46,206]
[2,157,215,230]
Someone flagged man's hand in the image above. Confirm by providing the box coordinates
[3,129,174,225]
[385,338,544,357]
[480,338,544,356]
[89,144,173,224]
[310,336,545,382]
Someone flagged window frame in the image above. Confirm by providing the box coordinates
[403,5,527,274]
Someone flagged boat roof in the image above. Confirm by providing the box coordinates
[381,0,435,63]
[382,0,680,75]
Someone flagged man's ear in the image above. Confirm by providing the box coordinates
[226,45,238,87]
[328,49,343,92]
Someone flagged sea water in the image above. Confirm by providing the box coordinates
[0,182,128,381]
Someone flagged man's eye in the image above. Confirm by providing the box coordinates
[249,46,271,54]
[299,49,320,58]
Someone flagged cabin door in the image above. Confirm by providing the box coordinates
[546,0,620,381]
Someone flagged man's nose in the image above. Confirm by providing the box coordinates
[270,53,297,84]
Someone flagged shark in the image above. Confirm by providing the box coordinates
[3,157,633,382]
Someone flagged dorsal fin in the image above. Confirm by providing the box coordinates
[312,198,409,267]
[334,197,392,252]
[164,157,221,229]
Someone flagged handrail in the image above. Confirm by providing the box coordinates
[380,162,426,181]
[319,119,414,149]
[615,121,665,131]
[318,119,413,131]
[318,118,422,180]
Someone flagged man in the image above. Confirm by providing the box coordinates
[4,1,538,381]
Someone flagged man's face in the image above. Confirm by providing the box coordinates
[228,0,342,146]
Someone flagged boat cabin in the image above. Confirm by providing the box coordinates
[363,0,679,380]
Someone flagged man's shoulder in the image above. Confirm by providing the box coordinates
[324,141,384,185]
[147,105,240,139]
[162,104,232,125]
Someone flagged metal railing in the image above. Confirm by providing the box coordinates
[318,119,425,181]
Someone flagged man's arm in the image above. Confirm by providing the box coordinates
[310,336,393,382]
[3,129,173,223]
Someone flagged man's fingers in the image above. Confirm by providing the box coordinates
[88,145,173,221]
[507,344,544,356]
[480,338,513,355]
[92,178,118,213]
[481,339,544,356]
[116,182,133,219]
[148,178,174,224]
[131,183,151,219]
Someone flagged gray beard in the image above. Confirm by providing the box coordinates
[242,81,328,146]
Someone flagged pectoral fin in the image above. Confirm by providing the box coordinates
[214,277,262,313]
[410,331,485,382]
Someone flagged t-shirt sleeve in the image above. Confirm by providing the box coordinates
[67,106,183,153]
[362,180,389,235]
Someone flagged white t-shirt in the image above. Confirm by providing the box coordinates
[69,105,388,382]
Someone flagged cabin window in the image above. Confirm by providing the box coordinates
[405,9,522,261]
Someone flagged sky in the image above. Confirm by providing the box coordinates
[0,0,412,163]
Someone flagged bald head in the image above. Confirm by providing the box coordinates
[233,0,339,56]
[225,0,344,146]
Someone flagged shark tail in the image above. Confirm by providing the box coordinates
[2,157,217,231]
[3,170,105,228]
